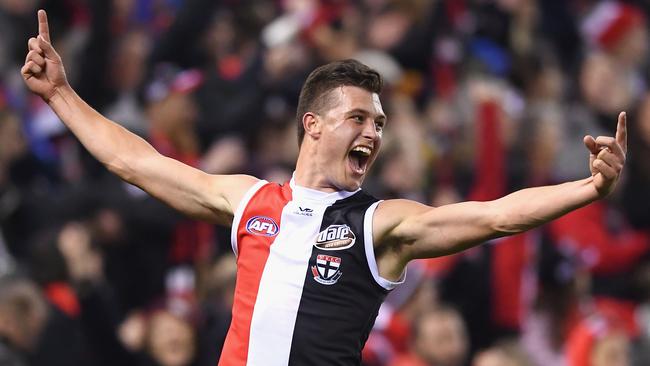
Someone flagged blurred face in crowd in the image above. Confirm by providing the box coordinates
[0,281,48,351]
[414,309,468,366]
[612,25,648,67]
[306,85,385,191]
[472,344,530,366]
[147,310,196,366]
[148,91,199,138]
[637,94,650,144]
[0,0,38,14]
[0,113,27,167]
[473,350,517,366]
[590,332,630,366]
[111,30,150,92]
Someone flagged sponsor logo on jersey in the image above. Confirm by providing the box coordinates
[246,216,279,237]
[314,224,356,250]
[311,254,342,285]
[294,206,313,216]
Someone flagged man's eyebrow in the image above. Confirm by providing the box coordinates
[346,108,387,121]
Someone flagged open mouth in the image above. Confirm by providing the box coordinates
[348,146,371,175]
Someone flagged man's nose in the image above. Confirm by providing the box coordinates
[361,120,379,140]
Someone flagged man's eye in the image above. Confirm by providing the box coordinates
[352,115,364,122]
[375,121,385,131]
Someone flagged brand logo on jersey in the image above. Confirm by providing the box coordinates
[294,206,313,216]
[246,216,279,236]
[311,254,342,285]
[314,224,356,250]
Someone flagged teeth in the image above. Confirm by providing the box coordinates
[351,146,371,156]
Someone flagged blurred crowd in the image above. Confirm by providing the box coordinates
[0,0,650,365]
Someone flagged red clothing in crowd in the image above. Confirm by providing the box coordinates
[565,299,636,366]
[467,101,535,331]
[150,131,215,263]
[548,201,649,276]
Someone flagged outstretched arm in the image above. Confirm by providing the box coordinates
[22,10,257,225]
[375,113,628,280]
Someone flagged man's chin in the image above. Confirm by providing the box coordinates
[339,176,364,192]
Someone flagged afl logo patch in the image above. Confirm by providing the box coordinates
[315,224,356,250]
[246,216,279,237]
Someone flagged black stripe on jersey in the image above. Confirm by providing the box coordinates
[288,191,387,365]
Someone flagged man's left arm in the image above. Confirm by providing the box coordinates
[374,112,627,280]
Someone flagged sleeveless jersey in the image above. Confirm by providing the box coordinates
[218,179,405,365]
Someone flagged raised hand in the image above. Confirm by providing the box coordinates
[583,111,628,197]
[21,10,68,102]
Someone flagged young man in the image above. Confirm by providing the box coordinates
[22,10,627,366]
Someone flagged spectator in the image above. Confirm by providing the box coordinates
[472,339,532,366]
[390,305,469,366]
[0,276,48,366]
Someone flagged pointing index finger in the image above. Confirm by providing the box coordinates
[616,111,627,154]
[38,9,50,43]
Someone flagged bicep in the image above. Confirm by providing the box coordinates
[379,199,500,260]
[129,153,258,225]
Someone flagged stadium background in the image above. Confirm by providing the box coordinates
[1,0,650,365]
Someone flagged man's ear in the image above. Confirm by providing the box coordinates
[303,112,321,140]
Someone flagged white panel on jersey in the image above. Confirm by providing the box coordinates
[245,206,316,364]
[246,180,358,365]
[364,201,406,290]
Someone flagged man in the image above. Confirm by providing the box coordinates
[0,276,48,366]
[22,10,627,366]
[390,306,469,366]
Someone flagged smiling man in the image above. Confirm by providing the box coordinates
[21,10,628,366]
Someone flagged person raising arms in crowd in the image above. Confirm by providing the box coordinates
[22,9,627,366]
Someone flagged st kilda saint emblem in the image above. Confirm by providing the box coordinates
[312,254,343,285]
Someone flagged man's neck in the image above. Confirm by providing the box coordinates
[294,144,339,193]
[292,169,339,193]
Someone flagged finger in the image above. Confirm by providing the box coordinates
[37,35,58,60]
[597,149,623,171]
[25,60,42,74]
[583,135,599,155]
[28,37,42,53]
[593,159,617,180]
[38,9,51,43]
[615,111,627,154]
[25,50,45,67]
[594,136,624,157]
[21,63,34,78]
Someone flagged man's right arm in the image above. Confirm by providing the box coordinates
[22,10,258,225]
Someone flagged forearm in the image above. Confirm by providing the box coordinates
[491,177,601,234]
[47,85,156,183]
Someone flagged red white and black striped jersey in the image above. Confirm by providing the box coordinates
[218,178,405,365]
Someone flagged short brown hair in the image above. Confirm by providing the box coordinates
[296,60,383,145]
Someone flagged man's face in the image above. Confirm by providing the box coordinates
[591,332,630,366]
[415,311,468,366]
[148,310,196,366]
[313,86,386,191]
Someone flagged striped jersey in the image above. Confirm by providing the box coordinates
[218,178,405,365]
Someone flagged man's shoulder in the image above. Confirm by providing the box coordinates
[371,199,431,244]
[374,199,429,222]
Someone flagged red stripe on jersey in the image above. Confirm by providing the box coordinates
[219,182,292,366]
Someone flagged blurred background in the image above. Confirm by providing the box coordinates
[0,0,649,365]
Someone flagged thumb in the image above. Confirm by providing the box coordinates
[37,35,59,60]
[583,135,599,154]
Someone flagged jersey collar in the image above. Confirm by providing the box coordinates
[289,175,359,203]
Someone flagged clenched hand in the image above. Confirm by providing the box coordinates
[583,112,628,197]
[21,10,68,102]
